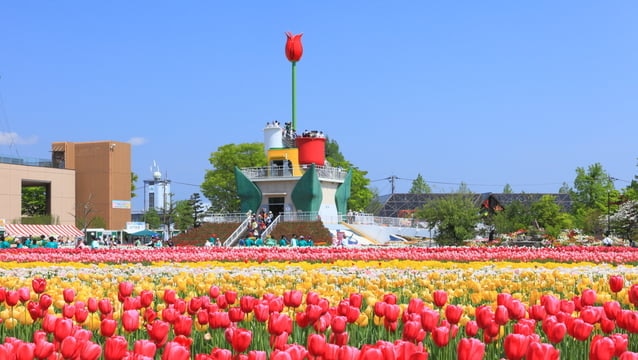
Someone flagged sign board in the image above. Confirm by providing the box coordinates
[112,200,131,209]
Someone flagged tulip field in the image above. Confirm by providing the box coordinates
[1,246,638,359]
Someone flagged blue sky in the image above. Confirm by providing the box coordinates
[1,2,636,210]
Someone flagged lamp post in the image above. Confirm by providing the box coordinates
[607,189,611,236]
[606,176,617,236]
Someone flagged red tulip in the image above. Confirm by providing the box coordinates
[100,318,117,337]
[134,339,157,358]
[164,289,178,304]
[569,318,594,341]
[122,309,140,332]
[609,275,624,293]
[98,298,113,315]
[526,342,559,360]
[373,302,386,317]
[270,332,290,351]
[62,288,75,303]
[337,345,360,360]
[444,305,463,325]
[59,336,78,359]
[494,304,510,325]
[600,314,616,334]
[253,302,269,322]
[87,297,98,313]
[349,293,363,309]
[27,301,44,320]
[39,293,53,310]
[432,290,448,308]
[541,295,560,315]
[457,337,485,360]
[503,334,531,360]
[528,305,547,321]
[174,315,193,337]
[313,314,330,333]
[209,285,220,298]
[62,304,76,319]
[162,341,191,360]
[248,350,267,360]
[230,328,253,353]
[589,335,615,360]
[240,296,256,313]
[80,341,102,360]
[33,339,54,359]
[383,293,397,305]
[629,285,638,307]
[229,306,246,323]
[15,341,35,360]
[610,333,628,356]
[268,313,292,335]
[603,300,621,320]
[285,32,303,62]
[345,305,360,323]
[147,320,170,347]
[75,307,89,323]
[216,294,229,309]
[305,304,323,323]
[475,305,494,329]
[581,289,597,307]
[384,304,401,322]
[54,317,74,342]
[118,281,134,299]
[407,298,425,314]
[308,333,327,356]
[517,318,538,335]
[402,320,425,342]
[559,299,575,314]
[331,315,347,334]
[464,320,479,337]
[162,307,179,323]
[105,336,128,360]
[581,306,602,324]
[620,352,638,360]
[32,278,47,295]
[209,310,231,329]
[508,299,527,320]
[431,325,451,347]
[6,290,19,306]
[140,290,154,308]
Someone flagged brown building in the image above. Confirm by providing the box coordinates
[52,141,132,229]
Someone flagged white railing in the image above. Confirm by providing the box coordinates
[260,215,281,240]
[224,216,252,247]
[239,165,347,182]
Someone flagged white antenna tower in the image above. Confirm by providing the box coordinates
[151,161,162,180]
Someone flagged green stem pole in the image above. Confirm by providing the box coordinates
[292,61,297,133]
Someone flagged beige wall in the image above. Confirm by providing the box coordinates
[0,163,76,224]
[72,141,132,230]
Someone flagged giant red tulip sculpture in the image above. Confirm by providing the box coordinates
[285,32,303,133]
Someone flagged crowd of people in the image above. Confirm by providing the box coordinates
[0,234,62,249]
[237,233,314,247]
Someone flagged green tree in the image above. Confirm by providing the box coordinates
[457,182,472,194]
[409,174,432,194]
[174,193,206,231]
[22,186,47,216]
[201,143,267,212]
[502,184,513,194]
[415,194,479,246]
[530,195,573,237]
[131,172,138,198]
[325,138,373,211]
[144,208,161,229]
[493,200,532,234]
[570,163,617,232]
[173,200,193,232]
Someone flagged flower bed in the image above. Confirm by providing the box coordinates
[0,247,637,359]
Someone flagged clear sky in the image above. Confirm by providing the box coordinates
[1,2,636,210]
